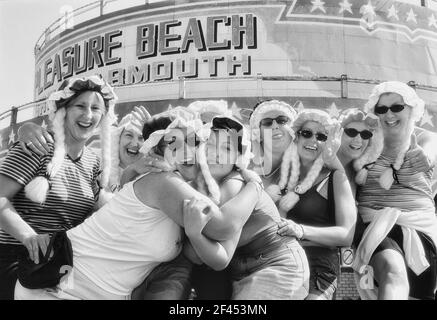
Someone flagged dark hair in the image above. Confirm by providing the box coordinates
[142,116,173,157]
[211,118,243,154]
[55,77,114,111]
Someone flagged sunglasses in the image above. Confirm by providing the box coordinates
[260,116,290,127]
[374,104,405,115]
[344,128,373,140]
[298,129,328,142]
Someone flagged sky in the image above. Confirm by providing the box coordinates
[0,0,94,114]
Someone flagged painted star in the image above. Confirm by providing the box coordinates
[327,102,340,118]
[230,102,243,121]
[294,101,305,113]
[8,129,15,145]
[41,119,47,130]
[338,0,353,15]
[406,8,418,24]
[429,13,437,29]
[420,109,434,128]
[310,0,326,14]
[360,0,377,27]
[386,4,399,21]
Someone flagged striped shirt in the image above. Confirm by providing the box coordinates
[358,145,435,213]
[0,142,101,245]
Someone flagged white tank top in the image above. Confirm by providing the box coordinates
[67,177,183,296]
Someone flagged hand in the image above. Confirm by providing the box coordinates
[129,153,173,175]
[322,122,343,168]
[22,234,51,264]
[131,106,152,128]
[408,134,432,170]
[277,218,304,239]
[18,122,53,157]
[183,198,214,237]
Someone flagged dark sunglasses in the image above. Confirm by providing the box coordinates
[298,129,328,142]
[374,104,405,115]
[344,128,373,140]
[260,116,290,127]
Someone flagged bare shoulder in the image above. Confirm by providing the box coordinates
[133,171,185,204]
[220,171,245,203]
[415,126,437,145]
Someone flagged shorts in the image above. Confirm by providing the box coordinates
[305,246,339,300]
[371,224,437,300]
[131,252,193,300]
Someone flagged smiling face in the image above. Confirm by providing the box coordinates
[64,91,106,144]
[163,129,199,182]
[339,121,370,162]
[375,93,412,139]
[206,129,238,181]
[118,127,144,168]
[259,110,292,154]
[296,121,326,163]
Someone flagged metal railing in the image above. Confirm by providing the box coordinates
[1,75,436,130]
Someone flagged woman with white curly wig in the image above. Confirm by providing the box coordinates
[353,81,437,300]
[0,75,116,299]
[275,109,356,300]
[337,108,384,196]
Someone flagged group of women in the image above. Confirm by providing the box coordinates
[0,75,436,300]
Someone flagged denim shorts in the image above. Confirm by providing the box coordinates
[304,246,339,300]
[130,252,193,300]
[371,224,437,300]
[229,226,310,300]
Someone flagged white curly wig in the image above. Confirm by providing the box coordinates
[363,81,425,190]
[274,108,334,212]
[187,100,231,123]
[248,100,297,184]
[25,75,117,204]
[338,108,384,185]
[108,112,144,190]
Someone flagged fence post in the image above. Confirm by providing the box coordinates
[408,80,416,90]
[100,0,104,16]
[179,77,185,99]
[10,107,18,127]
[341,74,348,98]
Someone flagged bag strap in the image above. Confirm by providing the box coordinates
[327,170,336,226]
[43,232,59,261]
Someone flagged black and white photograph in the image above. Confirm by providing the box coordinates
[0,0,436,307]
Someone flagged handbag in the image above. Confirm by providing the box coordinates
[17,231,73,289]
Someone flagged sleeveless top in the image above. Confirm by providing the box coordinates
[358,147,435,212]
[67,177,183,296]
[286,171,336,227]
[220,174,281,246]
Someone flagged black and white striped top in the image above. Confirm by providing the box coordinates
[358,146,435,213]
[0,142,101,245]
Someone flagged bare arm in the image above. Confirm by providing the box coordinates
[183,198,241,270]
[134,172,260,241]
[17,122,53,157]
[278,170,357,247]
[0,175,50,263]
[416,127,437,166]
